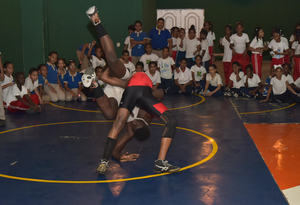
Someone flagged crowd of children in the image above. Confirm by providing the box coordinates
[0,19,299,121]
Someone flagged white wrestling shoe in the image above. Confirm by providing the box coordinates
[81,65,96,88]
[86,6,101,25]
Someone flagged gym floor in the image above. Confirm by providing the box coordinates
[0,95,298,205]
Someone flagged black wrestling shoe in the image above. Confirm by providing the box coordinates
[96,159,109,174]
[154,160,180,173]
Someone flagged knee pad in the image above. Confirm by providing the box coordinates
[94,85,105,98]
[161,111,177,139]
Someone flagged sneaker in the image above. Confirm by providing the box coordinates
[154,160,180,173]
[96,159,109,174]
[233,93,239,98]
[86,6,101,25]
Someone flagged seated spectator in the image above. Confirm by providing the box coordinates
[121,50,135,75]
[294,77,300,92]
[88,45,106,71]
[25,68,42,104]
[76,41,96,70]
[158,47,175,94]
[37,64,50,103]
[191,55,206,94]
[0,54,6,126]
[203,64,223,97]
[45,51,65,102]
[225,61,246,97]
[261,66,300,103]
[57,58,67,92]
[135,61,144,73]
[146,61,161,90]
[282,63,296,89]
[140,43,159,72]
[243,65,264,98]
[6,72,40,113]
[1,61,14,104]
[63,60,87,102]
[174,58,193,95]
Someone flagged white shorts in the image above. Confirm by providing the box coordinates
[103,84,124,105]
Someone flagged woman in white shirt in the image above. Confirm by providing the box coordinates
[204,64,223,97]
[185,25,200,68]
[176,28,186,67]
[261,66,299,103]
[203,21,216,64]
[249,27,266,78]
[220,25,233,86]
[174,58,193,95]
[291,32,300,80]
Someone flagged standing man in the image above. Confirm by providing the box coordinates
[149,18,172,58]
[130,20,149,65]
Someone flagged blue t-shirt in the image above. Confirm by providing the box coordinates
[130,31,148,57]
[58,73,65,86]
[46,63,58,84]
[38,74,46,87]
[63,71,82,89]
[78,44,96,56]
[149,28,171,50]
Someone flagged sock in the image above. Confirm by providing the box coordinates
[95,23,107,39]
[102,137,117,160]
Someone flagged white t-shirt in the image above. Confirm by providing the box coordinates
[271,75,288,95]
[207,31,216,47]
[91,55,106,69]
[124,36,132,56]
[250,38,264,54]
[174,67,192,84]
[290,34,295,43]
[200,39,211,62]
[185,38,200,58]
[291,41,300,55]
[1,74,14,103]
[281,37,289,47]
[221,37,232,62]
[294,77,300,88]
[191,65,206,81]
[243,73,261,88]
[230,72,245,88]
[268,39,289,59]
[6,84,28,105]
[230,33,250,54]
[158,57,175,79]
[25,76,39,92]
[177,38,186,52]
[146,70,161,85]
[139,53,159,72]
[124,61,135,75]
[285,74,294,84]
[206,73,223,87]
[172,37,178,51]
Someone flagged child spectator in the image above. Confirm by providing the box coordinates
[203,21,216,64]
[158,47,175,94]
[25,68,42,104]
[185,25,200,68]
[89,45,106,70]
[171,27,179,61]
[0,54,5,126]
[1,61,14,104]
[198,29,211,71]
[121,50,135,75]
[130,20,149,64]
[203,64,223,97]
[230,22,250,72]
[135,61,144,73]
[226,62,246,97]
[268,28,289,68]
[146,61,161,90]
[37,64,50,103]
[124,24,135,57]
[174,58,193,95]
[139,43,159,72]
[220,25,233,85]
[249,27,266,78]
[176,28,186,67]
[291,30,300,80]
[6,72,40,113]
[282,64,295,88]
[63,60,87,102]
[289,24,300,45]
[76,42,96,70]
[191,55,206,94]
[45,51,65,102]
[261,66,300,103]
[57,58,67,91]
[243,65,263,98]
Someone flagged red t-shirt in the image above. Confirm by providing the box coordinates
[127,72,153,88]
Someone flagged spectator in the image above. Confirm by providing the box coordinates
[185,25,200,68]
[198,29,211,71]
[0,54,5,126]
[135,61,144,73]
[37,64,50,103]
[226,61,246,97]
[88,44,106,71]
[25,68,42,104]
[146,61,161,90]
[203,64,223,97]
[1,61,14,105]
[57,58,67,92]
[291,30,300,80]
[171,27,179,61]
[176,28,186,67]
[249,27,265,78]
[130,20,149,65]
[174,58,193,95]
[191,55,206,94]
[76,42,96,70]
[121,50,135,75]
[124,24,135,57]
[220,25,233,86]
[158,47,175,94]
[203,21,216,64]
[282,64,296,88]
[243,64,264,98]
[149,18,172,58]
[140,43,159,72]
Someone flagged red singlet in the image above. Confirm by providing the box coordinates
[127,72,153,88]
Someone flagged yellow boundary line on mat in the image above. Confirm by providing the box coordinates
[49,95,205,113]
[0,120,217,184]
[239,103,296,115]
